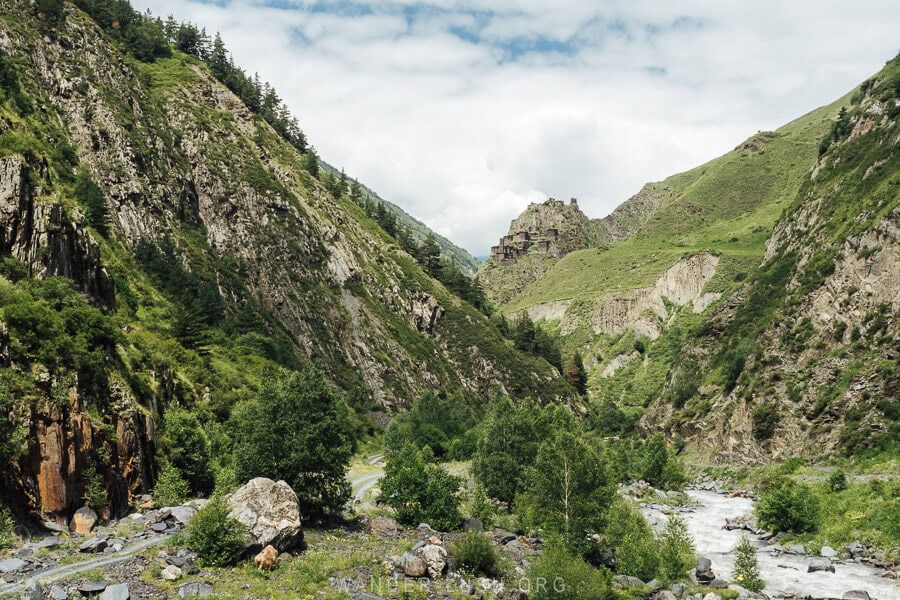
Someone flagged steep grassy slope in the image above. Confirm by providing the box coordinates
[0,0,570,521]
[490,57,898,462]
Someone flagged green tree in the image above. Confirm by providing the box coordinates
[472,397,556,504]
[153,463,191,506]
[305,146,320,178]
[417,235,442,277]
[74,172,108,235]
[35,0,65,27]
[231,368,354,519]
[828,469,848,492]
[641,434,685,490]
[379,446,462,531]
[187,497,246,567]
[0,507,14,549]
[605,500,659,581]
[657,514,695,583]
[564,351,587,395]
[160,407,213,495]
[518,431,615,554]
[732,535,764,592]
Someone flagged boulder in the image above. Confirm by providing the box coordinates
[848,541,868,558]
[226,478,304,553]
[417,544,448,578]
[254,545,278,571]
[695,557,715,582]
[808,558,835,573]
[612,575,645,588]
[167,505,198,527]
[99,583,130,600]
[399,552,427,577]
[79,536,108,553]
[655,592,678,600]
[842,591,870,600]
[365,516,402,540]
[670,583,687,597]
[0,558,26,573]
[49,585,68,600]
[70,506,98,535]
[701,594,721,600]
[78,581,109,594]
[493,529,517,544]
[497,590,529,600]
[820,546,838,558]
[161,565,183,581]
[178,582,214,599]
[462,517,484,532]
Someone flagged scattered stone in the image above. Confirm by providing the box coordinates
[707,578,728,589]
[787,544,805,554]
[842,591,870,600]
[226,478,304,552]
[848,541,868,558]
[166,556,187,568]
[0,558,26,573]
[701,594,721,600]
[149,522,168,533]
[359,594,386,600]
[178,582,214,599]
[493,529,517,545]
[462,517,483,532]
[808,558,835,573]
[27,580,41,600]
[99,583,130,600]
[820,546,838,558]
[399,552,427,577]
[365,516,402,540]
[33,535,62,549]
[49,585,68,600]
[411,540,425,552]
[415,523,437,538]
[418,543,448,578]
[670,583,686,597]
[497,589,528,600]
[254,545,278,571]
[78,580,109,594]
[70,506,99,535]
[161,565,183,581]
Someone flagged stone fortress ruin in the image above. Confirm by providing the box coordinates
[489,198,580,264]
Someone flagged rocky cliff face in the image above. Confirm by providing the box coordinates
[0,0,570,520]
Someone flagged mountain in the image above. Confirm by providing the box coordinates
[0,0,570,522]
[319,161,479,274]
[484,56,899,461]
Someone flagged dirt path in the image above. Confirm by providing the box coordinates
[0,533,170,597]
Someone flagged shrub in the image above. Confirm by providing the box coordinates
[528,539,609,600]
[641,435,686,490]
[605,501,658,581]
[187,497,246,567]
[160,407,213,496]
[379,446,462,531]
[451,532,498,577]
[467,483,496,529]
[757,482,820,533]
[828,469,848,492]
[73,172,108,235]
[0,507,15,549]
[732,535,764,592]
[153,463,191,507]
[657,514,695,583]
[751,404,781,441]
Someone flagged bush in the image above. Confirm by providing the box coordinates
[528,539,609,600]
[231,368,355,519]
[828,469,848,492]
[757,482,820,533]
[0,507,15,549]
[605,501,658,581]
[187,497,246,567]
[153,463,191,507]
[467,483,496,529]
[657,514,695,583]
[452,531,498,576]
[641,435,686,490]
[732,535,764,592]
[379,446,462,531]
[160,407,213,496]
[751,403,781,441]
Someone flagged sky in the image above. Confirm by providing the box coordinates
[132,0,900,256]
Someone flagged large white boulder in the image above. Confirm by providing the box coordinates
[226,478,304,552]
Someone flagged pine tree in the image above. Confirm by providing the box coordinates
[658,514,695,582]
[732,535,764,592]
[305,147,320,178]
[209,33,228,80]
[564,351,587,394]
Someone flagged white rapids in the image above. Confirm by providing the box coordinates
[644,489,899,599]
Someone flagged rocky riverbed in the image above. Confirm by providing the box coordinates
[643,489,899,600]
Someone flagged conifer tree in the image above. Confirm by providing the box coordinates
[732,535,764,592]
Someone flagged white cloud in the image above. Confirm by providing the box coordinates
[132,0,900,254]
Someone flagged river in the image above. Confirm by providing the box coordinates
[644,490,899,599]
